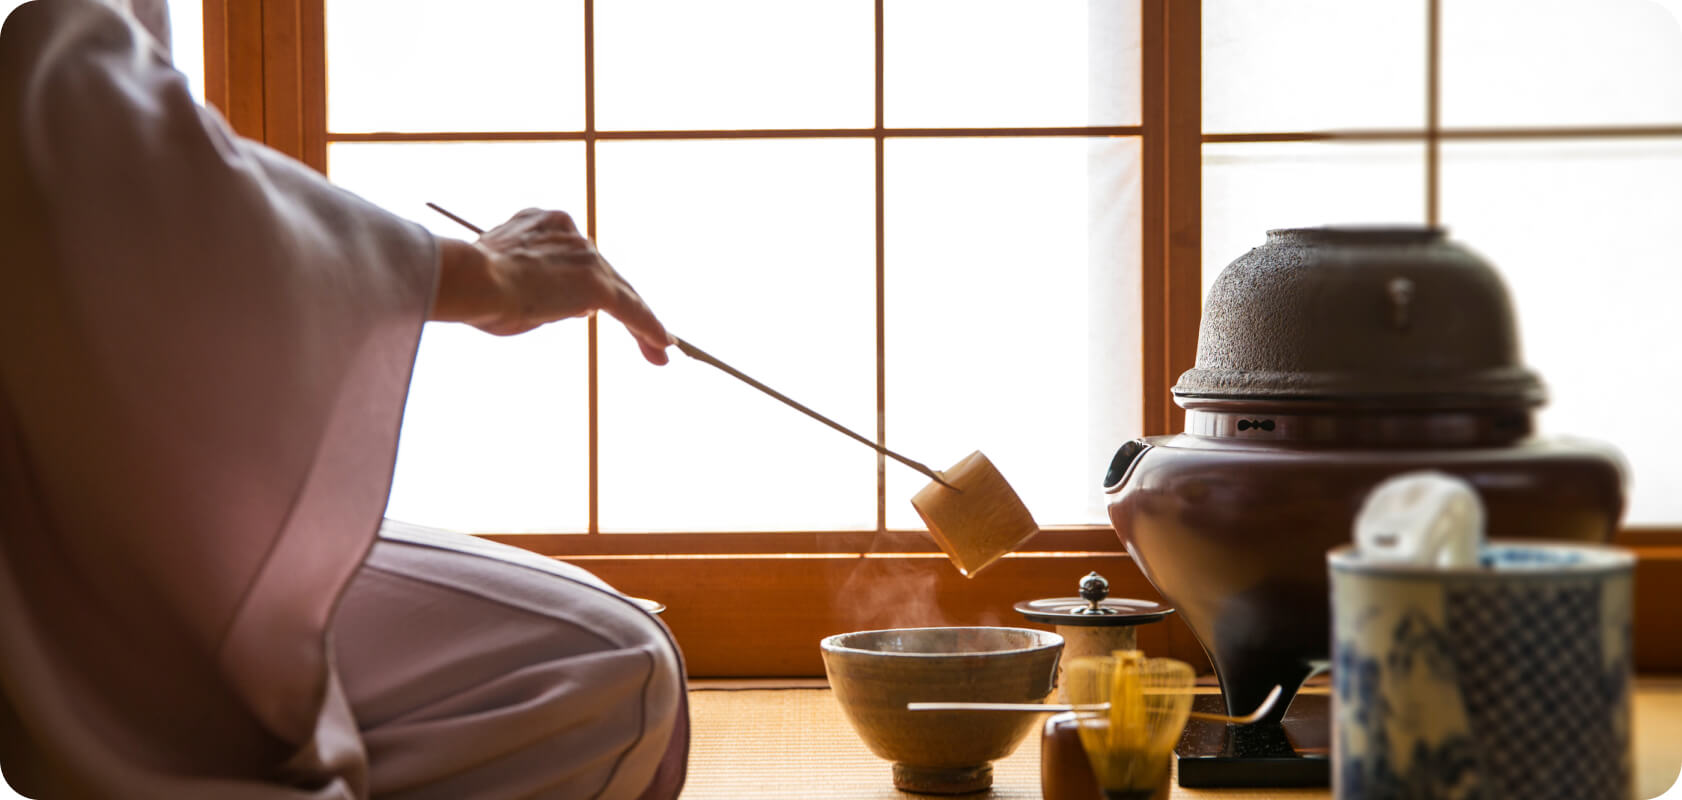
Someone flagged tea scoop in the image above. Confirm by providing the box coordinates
[907,683,1282,725]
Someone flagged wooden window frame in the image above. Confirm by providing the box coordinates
[205,0,1678,676]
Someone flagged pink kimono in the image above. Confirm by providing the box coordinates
[0,1,685,797]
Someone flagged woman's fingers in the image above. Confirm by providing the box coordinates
[595,257,674,365]
[477,208,673,365]
[597,278,673,366]
[635,333,672,366]
[518,229,590,247]
[512,208,580,235]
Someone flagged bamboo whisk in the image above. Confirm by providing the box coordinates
[1062,651,1196,797]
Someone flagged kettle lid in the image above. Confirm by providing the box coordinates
[1173,226,1546,409]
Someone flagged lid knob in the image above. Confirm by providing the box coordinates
[1075,572,1117,615]
[1014,574,1172,626]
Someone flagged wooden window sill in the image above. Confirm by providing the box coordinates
[489,528,1682,677]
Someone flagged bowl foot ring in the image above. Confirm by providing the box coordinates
[891,762,992,794]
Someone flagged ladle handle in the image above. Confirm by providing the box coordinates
[906,684,1285,726]
[426,202,483,234]
[425,202,958,493]
[672,338,958,492]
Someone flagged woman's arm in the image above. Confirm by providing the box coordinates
[429,236,505,330]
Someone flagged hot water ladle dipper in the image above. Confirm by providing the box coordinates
[424,202,959,491]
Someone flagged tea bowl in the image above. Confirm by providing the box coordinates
[820,626,1063,794]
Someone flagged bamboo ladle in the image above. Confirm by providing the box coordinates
[425,203,957,486]
[428,203,1052,575]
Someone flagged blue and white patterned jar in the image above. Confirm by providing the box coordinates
[1329,542,1635,800]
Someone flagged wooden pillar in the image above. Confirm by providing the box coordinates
[201,0,326,172]
[1140,0,1202,437]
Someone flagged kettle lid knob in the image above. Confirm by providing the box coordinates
[1076,571,1112,613]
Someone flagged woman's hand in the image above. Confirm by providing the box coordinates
[432,208,672,365]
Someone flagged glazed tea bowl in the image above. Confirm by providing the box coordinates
[820,627,1063,794]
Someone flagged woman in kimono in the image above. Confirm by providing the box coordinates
[0,0,688,797]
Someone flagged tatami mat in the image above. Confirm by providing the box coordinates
[680,688,1044,799]
[679,682,1682,800]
